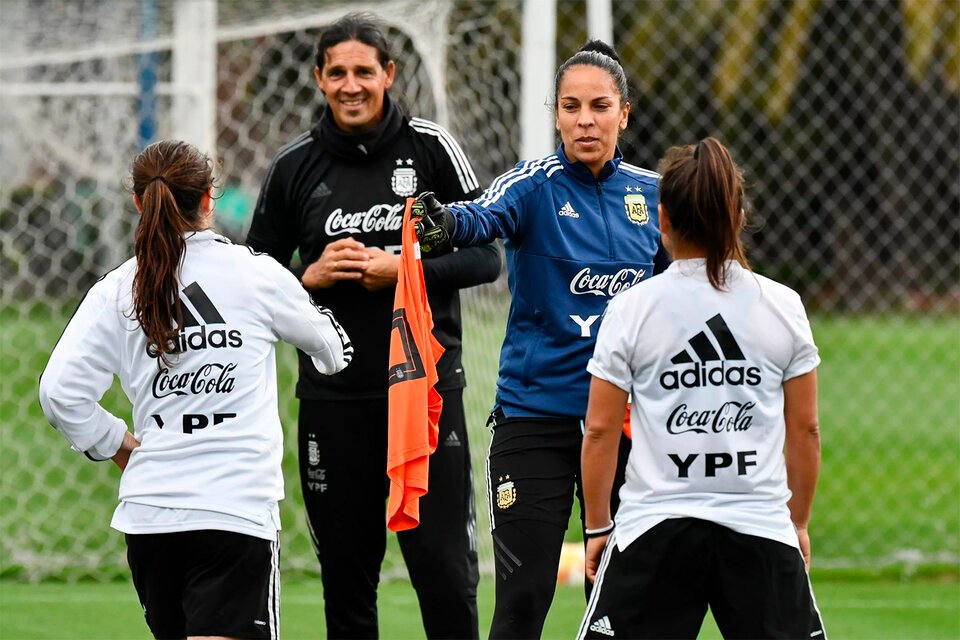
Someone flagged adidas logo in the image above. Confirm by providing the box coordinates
[588,615,615,636]
[558,201,579,218]
[147,281,243,357]
[659,314,760,390]
[309,182,332,200]
[445,431,461,447]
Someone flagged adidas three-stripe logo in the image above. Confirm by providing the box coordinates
[444,431,461,447]
[558,201,579,218]
[153,282,353,366]
[670,313,743,364]
[150,282,244,357]
[181,281,225,327]
[588,615,615,636]
[660,314,761,390]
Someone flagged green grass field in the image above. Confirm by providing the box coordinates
[1,576,958,639]
[810,314,960,566]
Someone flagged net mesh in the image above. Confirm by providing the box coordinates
[1,0,957,581]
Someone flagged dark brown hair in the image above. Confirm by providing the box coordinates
[658,137,750,290]
[554,39,629,107]
[315,12,393,72]
[129,140,214,365]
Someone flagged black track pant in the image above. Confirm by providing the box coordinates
[299,390,479,640]
[485,418,629,639]
[578,519,827,639]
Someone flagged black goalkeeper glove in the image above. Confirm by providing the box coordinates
[411,191,454,257]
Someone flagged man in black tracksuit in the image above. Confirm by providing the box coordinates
[246,13,500,640]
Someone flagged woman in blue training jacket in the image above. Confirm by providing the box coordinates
[415,40,669,639]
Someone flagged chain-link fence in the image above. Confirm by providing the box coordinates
[1,0,957,582]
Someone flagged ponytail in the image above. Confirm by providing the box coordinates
[129,141,214,365]
[657,137,749,290]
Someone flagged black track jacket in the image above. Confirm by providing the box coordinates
[247,95,501,400]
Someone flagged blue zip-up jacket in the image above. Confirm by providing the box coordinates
[449,146,667,419]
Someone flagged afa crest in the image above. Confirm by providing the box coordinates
[392,167,417,197]
[495,475,516,510]
[624,194,649,226]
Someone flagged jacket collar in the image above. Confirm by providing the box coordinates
[313,93,405,160]
[184,229,227,244]
[555,144,623,183]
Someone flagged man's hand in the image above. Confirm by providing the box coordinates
[411,192,454,257]
[359,247,400,291]
[302,237,370,290]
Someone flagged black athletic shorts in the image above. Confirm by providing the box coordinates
[126,530,280,639]
[578,518,827,639]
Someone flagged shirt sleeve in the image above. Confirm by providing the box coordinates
[783,294,820,381]
[585,299,634,393]
[422,241,502,291]
[267,258,353,375]
[246,151,301,270]
[38,280,128,460]
[416,121,481,204]
[447,161,547,246]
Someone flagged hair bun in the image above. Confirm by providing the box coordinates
[579,39,621,65]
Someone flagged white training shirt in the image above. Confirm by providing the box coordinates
[39,231,352,540]
[587,259,819,551]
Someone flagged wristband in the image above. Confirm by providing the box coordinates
[584,522,614,538]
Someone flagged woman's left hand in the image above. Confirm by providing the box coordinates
[111,431,141,472]
[585,535,609,584]
[796,526,811,571]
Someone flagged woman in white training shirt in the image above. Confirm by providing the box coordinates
[39,140,352,640]
[578,137,826,639]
